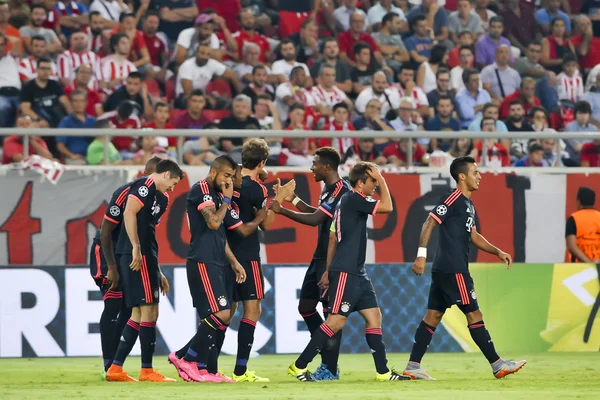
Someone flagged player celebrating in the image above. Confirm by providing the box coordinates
[106,159,183,383]
[176,156,247,383]
[271,147,350,381]
[91,157,163,378]
[403,156,526,380]
[288,162,409,382]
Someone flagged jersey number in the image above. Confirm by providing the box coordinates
[466,216,474,232]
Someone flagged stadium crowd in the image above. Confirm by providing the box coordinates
[1,0,600,167]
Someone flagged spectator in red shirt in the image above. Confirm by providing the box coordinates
[383,138,426,166]
[63,63,103,117]
[232,9,271,64]
[174,89,211,129]
[313,102,356,154]
[338,12,383,68]
[141,11,171,82]
[571,15,600,75]
[580,139,600,167]
[2,115,53,164]
[143,101,177,147]
[110,13,150,70]
[499,77,541,119]
[473,117,511,166]
[105,100,142,156]
[447,31,474,69]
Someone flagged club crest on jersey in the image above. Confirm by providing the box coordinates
[470,289,477,300]
[436,205,447,215]
[109,205,121,217]
[327,196,336,204]
[340,302,351,313]
[203,194,213,203]
[218,296,227,307]
[138,186,149,197]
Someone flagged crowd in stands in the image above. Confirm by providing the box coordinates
[1,0,600,167]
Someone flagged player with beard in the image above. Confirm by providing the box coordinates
[271,147,350,381]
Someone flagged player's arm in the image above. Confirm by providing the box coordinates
[319,221,338,289]
[259,179,296,230]
[123,195,144,271]
[226,240,246,283]
[470,227,513,268]
[232,208,268,238]
[289,194,318,213]
[271,202,328,227]
[412,215,438,276]
[200,203,229,230]
[99,219,119,288]
[368,167,393,213]
[158,264,169,295]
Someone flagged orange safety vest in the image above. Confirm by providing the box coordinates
[566,208,600,262]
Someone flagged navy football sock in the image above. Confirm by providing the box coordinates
[139,321,156,369]
[365,328,389,374]
[408,320,436,365]
[111,319,139,367]
[296,323,335,369]
[468,321,500,364]
[234,319,256,376]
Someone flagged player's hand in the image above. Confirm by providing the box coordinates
[273,178,296,202]
[232,262,246,283]
[107,266,120,290]
[270,199,282,214]
[318,271,329,290]
[221,177,234,199]
[412,257,426,276]
[276,179,296,203]
[130,246,142,271]
[255,206,269,222]
[160,272,170,296]
[498,251,512,269]
[258,168,268,182]
[367,165,384,182]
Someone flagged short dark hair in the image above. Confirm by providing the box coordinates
[436,67,450,79]
[332,102,349,113]
[110,33,129,53]
[119,12,135,22]
[480,116,496,128]
[94,119,111,129]
[211,155,237,173]
[489,16,504,26]
[349,161,375,187]
[562,53,578,66]
[30,4,47,14]
[575,100,592,115]
[301,18,314,29]
[437,94,453,104]
[290,66,305,80]
[482,102,498,113]
[117,101,134,120]
[189,89,205,99]
[429,44,447,64]
[70,89,87,100]
[320,37,337,53]
[242,138,270,169]
[127,71,142,81]
[353,41,371,56]
[577,186,596,207]
[89,10,102,20]
[36,56,51,68]
[252,64,266,75]
[289,103,305,113]
[508,99,524,108]
[459,45,473,54]
[410,14,426,30]
[550,17,564,29]
[315,147,341,170]
[256,93,273,102]
[382,12,399,25]
[450,156,476,182]
[145,156,163,172]
[462,67,479,85]
[154,101,169,111]
[280,38,295,48]
[528,143,544,153]
[144,10,160,21]
[31,35,46,45]
[529,40,542,48]
[156,159,184,179]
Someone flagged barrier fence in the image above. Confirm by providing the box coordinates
[1,263,598,358]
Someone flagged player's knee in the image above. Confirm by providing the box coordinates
[424,310,444,326]
[215,309,231,322]
[243,300,261,321]
[325,314,346,332]
[140,304,159,322]
[465,310,483,325]
[297,299,318,315]
[130,306,141,323]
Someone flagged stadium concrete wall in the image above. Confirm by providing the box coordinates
[1,168,600,265]
[1,263,598,358]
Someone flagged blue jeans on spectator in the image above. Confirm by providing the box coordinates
[0,96,19,127]
[536,77,558,112]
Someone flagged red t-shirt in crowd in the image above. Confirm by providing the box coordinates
[474,141,511,166]
[64,84,103,117]
[312,121,357,154]
[581,142,600,166]
[447,46,474,69]
[382,142,425,163]
[232,30,271,63]
[106,113,141,151]
[2,136,49,164]
[143,121,177,147]
[196,0,241,32]
[337,31,379,61]
[143,33,167,67]
[499,91,541,119]
[570,35,600,71]
[109,29,148,61]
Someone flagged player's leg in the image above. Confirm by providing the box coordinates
[403,272,448,380]
[459,274,526,379]
[232,260,269,382]
[288,271,352,382]
[99,284,124,372]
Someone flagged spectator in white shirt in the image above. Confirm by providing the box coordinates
[0,33,21,127]
[310,64,352,118]
[355,71,401,119]
[557,54,584,103]
[175,44,241,108]
[175,13,232,66]
[89,0,129,30]
[367,0,407,32]
[335,0,369,32]
[271,39,311,80]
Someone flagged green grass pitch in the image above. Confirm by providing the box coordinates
[1,353,599,399]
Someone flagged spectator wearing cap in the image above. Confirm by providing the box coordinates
[57,89,95,164]
[64,64,103,117]
[158,0,198,42]
[557,55,584,103]
[343,138,388,165]
[57,29,102,88]
[233,9,271,64]
[583,73,600,129]
[513,143,544,167]
[218,94,261,151]
[481,45,521,103]
[406,0,450,45]
[455,68,491,128]
[335,0,369,32]
[101,33,137,94]
[104,71,153,121]
[372,12,410,73]
[475,16,512,69]
[20,4,63,55]
[174,89,211,129]
[404,15,433,66]
[564,100,598,165]
[355,71,401,120]
[309,38,352,95]
[499,77,541,120]
[89,0,129,30]
[368,0,407,32]
[499,0,536,56]
[536,0,571,37]
[448,0,483,44]
[565,187,600,263]
[19,35,58,83]
[337,12,384,68]
[272,39,311,80]
[175,44,241,109]
[286,18,320,65]
[541,17,576,76]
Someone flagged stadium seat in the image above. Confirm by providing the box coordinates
[201,109,231,123]
[206,79,232,99]
[145,80,161,99]
[169,109,186,123]
[165,79,176,102]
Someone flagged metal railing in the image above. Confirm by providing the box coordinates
[1,128,598,167]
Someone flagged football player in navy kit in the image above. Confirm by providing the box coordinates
[288,162,409,382]
[106,159,183,383]
[271,147,350,381]
[403,156,526,380]
[90,157,165,378]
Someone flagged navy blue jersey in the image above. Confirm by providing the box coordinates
[329,191,380,276]
[187,179,228,265]
[313,179,351,259]
[226,176,268,261]
[224,197,243,232]
[429,188,475,273]
[115,176,165,258]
